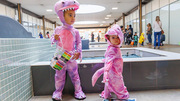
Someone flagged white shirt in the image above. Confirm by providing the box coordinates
[153,21,162,32]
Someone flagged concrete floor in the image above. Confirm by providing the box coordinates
[29,89,180,101]
[29,44,180,101]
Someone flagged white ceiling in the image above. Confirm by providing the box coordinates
[7,0,139,28]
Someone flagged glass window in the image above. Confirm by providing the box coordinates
[160,5,169,44]
[145,13,152,43]
[142,16,148,43]
[133,19,137,35]
[22,21,29,32]
[170,1,180,44]
[142,16,146,34]
[152,9,160,25]
[137,18,139,35]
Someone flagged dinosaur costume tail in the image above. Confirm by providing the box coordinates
[92,67,104,87]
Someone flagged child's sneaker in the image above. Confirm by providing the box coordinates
[99,91,104,98]
[99,91,111,99]
[74,91,86,100]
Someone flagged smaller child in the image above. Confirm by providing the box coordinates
[92,24,129,100]
[133,32,138,46]
[139,33,145,46]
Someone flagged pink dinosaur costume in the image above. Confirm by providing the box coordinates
[92,24,129,99]
[51,0,86,100]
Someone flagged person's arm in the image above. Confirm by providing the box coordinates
[73,30,82,61]
[50,28,60,45]
[103,48,116,82]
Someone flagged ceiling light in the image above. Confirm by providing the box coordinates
[107,15,111,17]
[74,21,99,24]
[46,9,52,12]
[100,24,103,26]
[76,4,105,14]
[105,17,109,19]
[102,21,106,23]
[112,7,118,10]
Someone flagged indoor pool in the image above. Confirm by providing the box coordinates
[82,54,140,60]
[31,47,180,95]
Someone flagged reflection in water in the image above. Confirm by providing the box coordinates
[82,54,140,60]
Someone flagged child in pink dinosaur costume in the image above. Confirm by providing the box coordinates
[51,0,86,100]
[92,24,129,100]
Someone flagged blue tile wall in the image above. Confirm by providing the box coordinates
[0,38,56,101]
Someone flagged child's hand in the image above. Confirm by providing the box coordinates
[72,52,80,60]
[54,34,60,40]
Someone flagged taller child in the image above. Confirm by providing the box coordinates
[51,0,86,100]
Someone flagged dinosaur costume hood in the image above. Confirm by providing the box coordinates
[105,24,124,47]
[54,0,79,28]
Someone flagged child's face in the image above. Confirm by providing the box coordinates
[109,35,120,45]
[64,10,76,25]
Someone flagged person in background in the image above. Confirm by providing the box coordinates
[153,16,162,49]
[120,26,126,43]
[139,33,145,46]
[125,32,132,45]
[128,25,133,39]
[97,33,100,42]
[46,32,50,39]
[146,23,152,45]
[133,32,138,46]
[91,32,94,42]
[39,32,43,39]
[126,25,129,32]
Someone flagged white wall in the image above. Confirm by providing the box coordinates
[160,0,169,7]
[0,4,15,19]
[152,0,160,11]
[142,6,146,16]
[146,2,152,14]
[0,4,6,15]
[5,6,15,19]
[170,0,177,3]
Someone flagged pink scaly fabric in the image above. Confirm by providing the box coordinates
[57,29,74,52]
[51,0,85,100]
[92,24,129,99]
